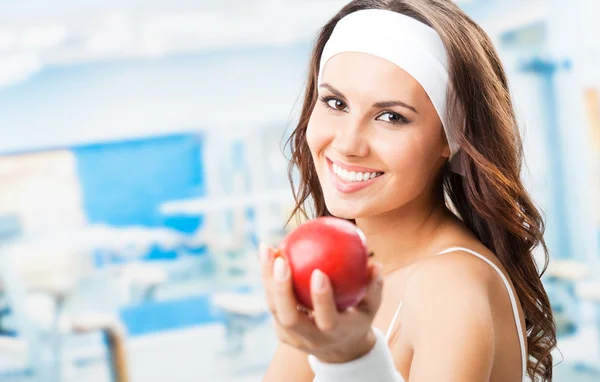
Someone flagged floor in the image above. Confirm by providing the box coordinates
[0,321,276,382]
[2,318,600,381]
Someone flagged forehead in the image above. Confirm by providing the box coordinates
[320,52,426,99]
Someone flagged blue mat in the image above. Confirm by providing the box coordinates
[119,294,224,336]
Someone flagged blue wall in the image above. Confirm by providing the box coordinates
[74,133,206,260]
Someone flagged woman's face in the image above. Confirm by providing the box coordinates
[306,52,450,220]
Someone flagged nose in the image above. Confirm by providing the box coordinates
[331,116,370,158]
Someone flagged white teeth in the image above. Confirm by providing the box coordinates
[332,162,382,182]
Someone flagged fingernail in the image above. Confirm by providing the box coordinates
[311,269,327,293]
[273,257,289,282]
[259,243,270,264]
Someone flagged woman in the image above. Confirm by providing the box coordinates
[260,0,556,381]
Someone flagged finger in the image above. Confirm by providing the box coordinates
[273,256,302,328]
[358,262,384,314]
[310,269,338,332]
[259,242,275,278]
[259,243,277,313]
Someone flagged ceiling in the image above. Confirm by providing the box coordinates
[0,0,483,63]
[0,0,545,88]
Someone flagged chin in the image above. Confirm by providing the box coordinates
[323,197,364,220]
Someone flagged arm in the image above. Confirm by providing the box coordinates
[263,343,314,382]
[307,253,496,382]
[399,254,496,381]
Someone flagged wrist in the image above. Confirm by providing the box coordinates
[316,329,377,364]
[308,328,405,382]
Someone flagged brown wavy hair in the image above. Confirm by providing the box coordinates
[285,0,556,380]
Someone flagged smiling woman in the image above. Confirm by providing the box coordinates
[260,1,557,381]
[308,51,450,219]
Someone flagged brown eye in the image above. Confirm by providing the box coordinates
[380,113,400,122]
[320,96,349,113]
[376,111,409,125]
[326,98,347,111]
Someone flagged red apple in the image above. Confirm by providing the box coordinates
[277,217,370,311]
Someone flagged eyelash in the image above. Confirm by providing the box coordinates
[319,96,410,126]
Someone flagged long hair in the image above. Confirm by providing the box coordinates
[285,0,556,380]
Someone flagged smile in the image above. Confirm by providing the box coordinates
[332,162,384,182]
[327,158,385,194]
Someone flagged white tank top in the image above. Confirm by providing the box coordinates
[383,247,527,381]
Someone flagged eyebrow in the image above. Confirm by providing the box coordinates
[319,83,418,114]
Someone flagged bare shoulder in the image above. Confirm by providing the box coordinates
[385,237,512,379]
[399,245,501,345]
[411,245,502,289]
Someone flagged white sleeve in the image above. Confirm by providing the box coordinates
[307,327,406,382]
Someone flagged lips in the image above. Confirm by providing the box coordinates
[327,157,383,174]
[331,162,384,182]
[326,157,384,194]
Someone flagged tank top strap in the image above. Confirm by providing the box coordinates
[384,301,403,342]
[436,247,527,380]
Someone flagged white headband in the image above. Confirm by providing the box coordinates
[318,9,464,175]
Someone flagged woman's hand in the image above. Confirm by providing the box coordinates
[259,243,384,364]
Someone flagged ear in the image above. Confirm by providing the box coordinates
[441,141,451,160]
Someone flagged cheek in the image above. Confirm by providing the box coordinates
[377,137,415,175]
[375,130,440,187]
[306,110,332,157]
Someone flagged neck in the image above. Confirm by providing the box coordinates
[355,190,453,275]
